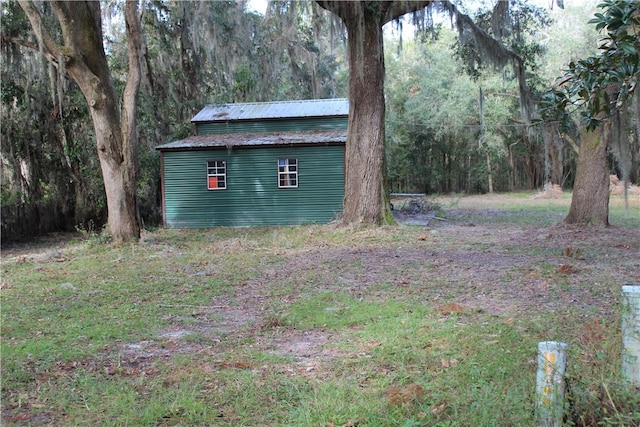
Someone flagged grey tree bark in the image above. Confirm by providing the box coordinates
[564,124,610,226]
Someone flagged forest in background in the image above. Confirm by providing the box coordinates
[1,0,638,242]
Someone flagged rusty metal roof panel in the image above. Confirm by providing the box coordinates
[156,130,347,151]
[191,98,349,123]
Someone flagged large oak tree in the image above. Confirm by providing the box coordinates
[16,0,143,242]
[316,0,536,226]
[316,1,432,225]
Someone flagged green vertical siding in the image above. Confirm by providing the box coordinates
[162,145,344,228]
[196,117,347,135]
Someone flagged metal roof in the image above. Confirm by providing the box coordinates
[156,130,347,151]
[191,98,348,123]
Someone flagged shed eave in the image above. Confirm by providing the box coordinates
[155,129,347,151]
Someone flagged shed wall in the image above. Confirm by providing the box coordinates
[162,145,344,227]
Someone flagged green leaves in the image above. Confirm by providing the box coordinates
[542,0,640,131]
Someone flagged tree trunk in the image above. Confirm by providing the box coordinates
[316,1,433,225]
[564,124,610,226]
[18,0,141,242]
[341,9,388,224]
[89,102,140,242]
[485,149,494,194]
[632,89,640,184]
[509,141,518,191]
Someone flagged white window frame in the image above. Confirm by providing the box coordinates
[207,160,227,190]
[278,158,298,188]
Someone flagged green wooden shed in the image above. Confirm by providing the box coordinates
[156,98,348,228]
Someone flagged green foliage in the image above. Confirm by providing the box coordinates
[541,0,640,130]
[233,63,256,101]
[456,0,551,77]
[540,1,601,81]
[385,31,530,194]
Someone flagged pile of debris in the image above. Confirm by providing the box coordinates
[534,176,640,199]
[534,182,563,199]
[609,175,640,195]
[394,197,441,214]
[392,197,444,226]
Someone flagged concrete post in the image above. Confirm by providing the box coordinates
[621,285,640,386]
[536,341,568,427]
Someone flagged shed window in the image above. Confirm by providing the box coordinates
[207,160,226,190]
[278,158,298,188]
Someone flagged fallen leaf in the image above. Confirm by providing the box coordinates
[216,361,254,370]
[436,303,466,315]
[431,402,447,415]
[441,359,459,368]
[557,264,575,274]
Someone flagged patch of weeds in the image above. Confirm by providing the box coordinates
[396,197,443,215]
[297,306,539,426]
[283,292,409,330]
[565,380,640,426]
[75,220,108,242]
[259,315,284,330]
[178,331,212,345]
[562,318,640,426]
[445,192,463,208]
[609,202,640,229]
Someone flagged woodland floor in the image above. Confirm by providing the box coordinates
[2,193,639,377]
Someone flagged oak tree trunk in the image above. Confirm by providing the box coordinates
[18,0,141,242]
[564,124,610,226]
[315,1,437,225]
[342,8,388,225]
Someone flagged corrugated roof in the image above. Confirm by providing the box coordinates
[156,130,347,151]
[191,98,348,123]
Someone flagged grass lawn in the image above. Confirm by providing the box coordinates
[2,192,639,426]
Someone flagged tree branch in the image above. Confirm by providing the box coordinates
[316,1,433,25]
[121,0,143,154]
[440,0,533,123]
[2,34,63,69]
[440,1,522,67]
[383,0,432,25]
[315,1,349,22]
[1,35,37,50]
[49,1,75,50]
[17,0,64,59]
